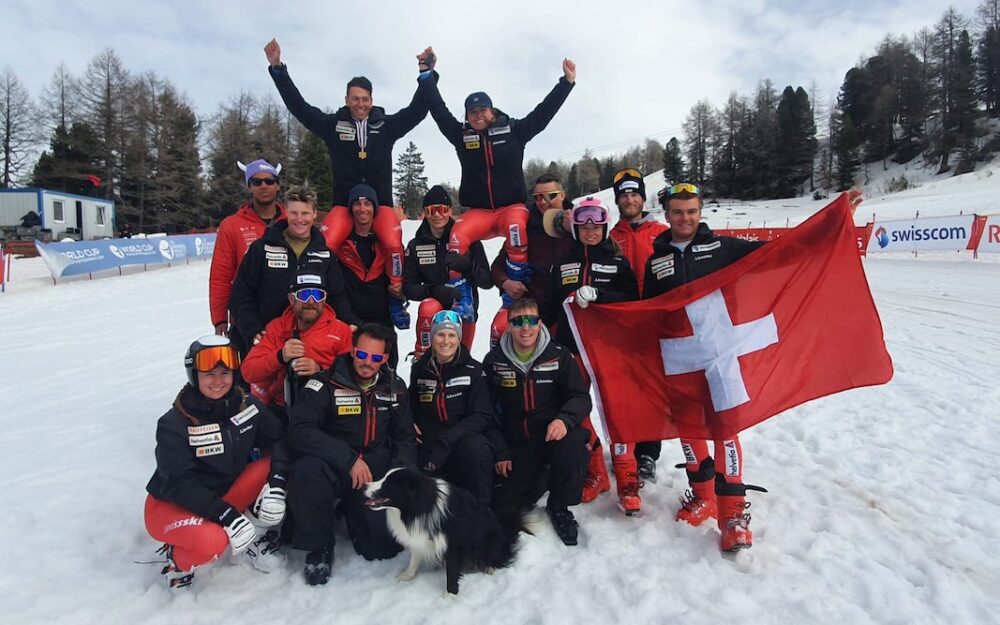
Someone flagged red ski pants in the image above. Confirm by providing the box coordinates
[144,459,271,572]
[679,437,744,485]
[448,205,530,265]
[322,205,404,283]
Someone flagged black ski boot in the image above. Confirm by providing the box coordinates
[637,454,657,483]
[547,506,579,546]
[304,548,333,585]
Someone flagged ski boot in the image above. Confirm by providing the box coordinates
[389,297,411,330]
[718,497,753,553]
[304,547,333,585]
[448,277,475,323]
[613,454,642,516]
[243,528,285,572]
[581,447,611,503]
[637,454,657,483]
[158,545,194,590]
[547,506,579,546]
[675,457,717,526]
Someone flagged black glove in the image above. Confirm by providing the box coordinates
[428,442,449,472]
[444,252,473,273]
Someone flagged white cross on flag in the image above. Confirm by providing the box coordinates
[565,193,893,442]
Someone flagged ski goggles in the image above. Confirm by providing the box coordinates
[424,204,451,217]
[431,310,462,325]
[509,314,540,328]
[613,168,642,184]
[191,345,241,372]
[571,202,609,226]
[353,348,387,363]
[249,177,279,187]
[666,183,702,198]
[293,287,326,303]
[532,190,563,202]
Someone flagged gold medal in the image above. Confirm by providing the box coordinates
[359,150,367,160]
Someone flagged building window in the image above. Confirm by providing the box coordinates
[96,206,105,226]
[53,200,65,222]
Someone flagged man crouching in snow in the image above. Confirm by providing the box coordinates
[144,336,289,589]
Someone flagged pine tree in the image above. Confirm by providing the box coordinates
[393,141,428,218]
[954,29,979,174]
[831,109,860,191]
[77,49,129,202]
[152,85,203,231]
[32,122,103,195]
[662,137,685,185]
[978,0,1000,114]
[682,100,716,187]
[205,92,258,225]
[291,131,333,208]
[0,67,35,188]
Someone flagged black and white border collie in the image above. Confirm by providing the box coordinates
[364,467,518,595]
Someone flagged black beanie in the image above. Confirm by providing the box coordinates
[423,185,452,208]
[613,171,646,202]
[348,183,378,210]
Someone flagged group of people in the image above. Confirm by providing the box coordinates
[144,41,768,591]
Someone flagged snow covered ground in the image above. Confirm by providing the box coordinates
[1,187,999,624]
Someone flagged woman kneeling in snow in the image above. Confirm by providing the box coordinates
[143,335,289,589]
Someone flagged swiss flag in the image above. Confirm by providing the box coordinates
[564,193,893,443]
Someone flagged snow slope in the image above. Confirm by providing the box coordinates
[1,204,998,624]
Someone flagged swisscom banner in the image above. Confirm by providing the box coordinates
[35,234,216,278]
[978,215,1000,253]
[866,214,975,253]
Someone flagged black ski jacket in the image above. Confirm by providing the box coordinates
[409,346,509,464]
[268,64,431,207]
[229,221,355,341]
[642,223,764,298]
[491,198,574,307]
[544,238,639,353]
[482,326,591,445]
[287,354,416,476]
[422,72,574,209]
[402,218,492,319]
[146,385,289,524]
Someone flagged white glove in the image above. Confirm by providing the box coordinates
[224,513,257,555]
[251,484,287,527]
[575,286,598,308]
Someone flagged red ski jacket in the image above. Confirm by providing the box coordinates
[209,203,285,326]
[609,213,668,295]
[241,304,352,407]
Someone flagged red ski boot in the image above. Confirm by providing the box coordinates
[613,455,642,516]
[676,479,717,526]
[718,496,753,552]
[581,447,610,503]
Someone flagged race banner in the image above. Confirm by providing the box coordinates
[867,214,975,253]
[976,215,1000,253]
[35,234,216,279]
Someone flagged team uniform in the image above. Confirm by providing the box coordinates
[268,64,433,284]
[144,384,289,574]
[403,217,492,358]
[209,202,285,350]
[483,325,591,539]
[286,354,416,562]
[229,222,357,349]
[643,221,765,545]
[421,71,574,319]
[409,346,508,505]
[333,228,400,365]
[241,304,353,413]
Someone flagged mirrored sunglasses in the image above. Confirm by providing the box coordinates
[353,348,387,363]
[431,310,462,325]
[191,345,241,372]
[509,315,541,328]
[667,183,702,197]
[613,168,642,184]
[249,177,279,187]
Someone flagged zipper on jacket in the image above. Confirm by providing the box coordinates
[484,136,496,209]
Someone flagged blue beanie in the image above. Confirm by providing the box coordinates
[464,92,493,114]
[348,183,378,210]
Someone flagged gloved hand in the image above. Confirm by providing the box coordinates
[251,484,287,527]
[431,284,460,307]
[444,251,472,273]
[219,507,257,555]
[575,286,598,308]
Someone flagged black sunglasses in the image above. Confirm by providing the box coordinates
[249,178,279,187]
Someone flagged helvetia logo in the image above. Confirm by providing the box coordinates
[159,239,174,260]
[875,227,890,248]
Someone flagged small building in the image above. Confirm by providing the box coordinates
[0,188,116,240]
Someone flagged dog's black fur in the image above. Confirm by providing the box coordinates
[364,467,519,594]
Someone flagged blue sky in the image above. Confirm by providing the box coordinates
[4,0,984,186]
